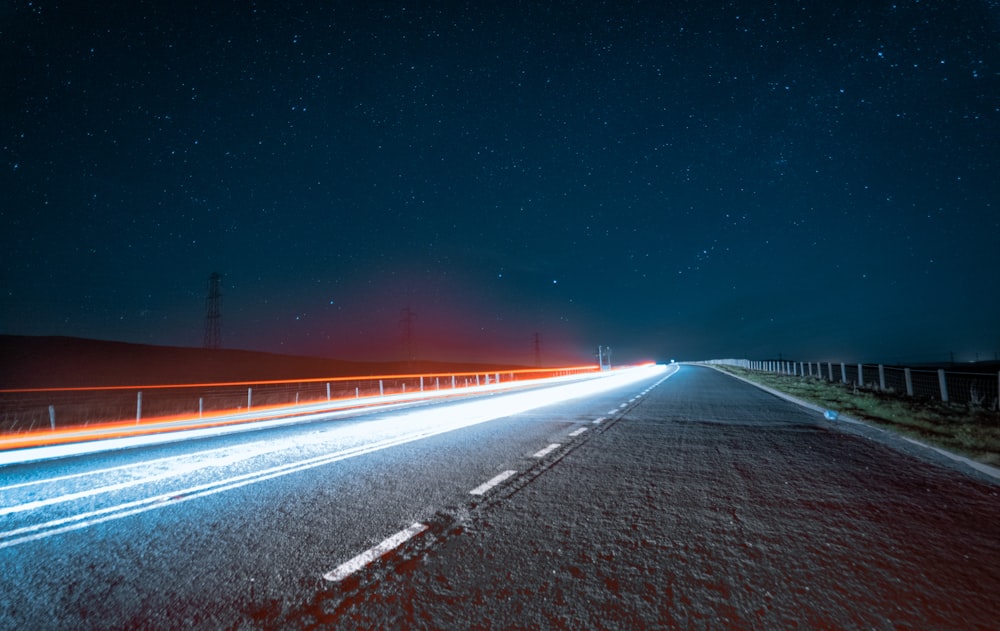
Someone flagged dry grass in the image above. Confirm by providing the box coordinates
[715,366,1000,467]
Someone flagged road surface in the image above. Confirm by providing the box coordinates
[1,364,997,629]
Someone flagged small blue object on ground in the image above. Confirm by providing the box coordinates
[824,410,840,420]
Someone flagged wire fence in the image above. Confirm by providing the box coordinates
[706,359,1000,411]
[0,366,599,436]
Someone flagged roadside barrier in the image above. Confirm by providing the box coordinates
[705,359,1000,410]
[0,365,600,436]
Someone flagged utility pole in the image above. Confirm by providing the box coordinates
[399,306,417,364]
[203,272,222,350]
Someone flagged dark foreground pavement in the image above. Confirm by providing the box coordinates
[289,365,1000,630]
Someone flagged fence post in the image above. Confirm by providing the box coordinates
[827,362,833,381]
[379,380,384,396]
[420,376,424,392]
[857,363,864,386]
[904,368,913,396]
[199,397,204,418]
[452,375,456,389]
[49,405,55,430]
[436,377,440,390]
[327,382,331,401]
[878,365,886,391]
[247,387,252,409]
[136,391,142,424]
[937,369,949,402]
[841,363,847,384]
[496,372,500,384]
[476,374,481,386]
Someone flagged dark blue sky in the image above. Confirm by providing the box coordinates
[2,1,998,366]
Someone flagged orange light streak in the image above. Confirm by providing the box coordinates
[0,364,600,394]
[0,365,605,451]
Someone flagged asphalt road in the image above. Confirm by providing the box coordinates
[0,365,669,629]
[2,364,998,630]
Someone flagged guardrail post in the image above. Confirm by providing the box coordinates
[904,368,913,396]
[476,374,481,386]
[247,387,252,409]
[49,405,56,430]
[452,375,456,389]
[327,382,331,401]
[827,362,833,381]
[435,377,440,390]
[878,365,886,391]
[379,380,384,396]
[199,397,204,418]
[136,391,142,424]
[420,376,424,392]
[937,369,948,402]
[495,372,500,384]
[841,363,847,384]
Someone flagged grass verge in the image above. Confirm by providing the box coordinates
[713,365,1000,468]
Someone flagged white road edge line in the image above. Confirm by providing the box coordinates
[533,444,561,458]
[323,522,428,582]
[470,470,518,495]
[569,428,587,437]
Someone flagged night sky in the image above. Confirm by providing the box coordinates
[2,1,998,366]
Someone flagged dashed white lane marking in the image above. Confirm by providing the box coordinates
[607,408,619,415]
[323,522,428,582]
[618,403,628,409]
[533,444,561,458]
[470,470,518,495]
[569,428,587,437]
[592,417,605,424]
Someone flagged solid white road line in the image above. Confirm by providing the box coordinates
[569,428,587,437]
[533,444,561,458]
[469,470,517,495]
[323,522,428,582]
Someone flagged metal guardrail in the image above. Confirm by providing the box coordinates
[0,365,600,435]
[705,359,1000,410]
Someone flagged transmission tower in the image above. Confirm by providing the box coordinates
[203,272,223,350]
[399,306,417,363]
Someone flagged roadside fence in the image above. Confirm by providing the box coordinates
[705,359,1000,410]
[0,365,599,436]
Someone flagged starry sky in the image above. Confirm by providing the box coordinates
[2,1,998,366]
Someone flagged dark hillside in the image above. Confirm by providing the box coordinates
[0,336,530,389]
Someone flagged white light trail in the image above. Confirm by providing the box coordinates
[0,364,672,549]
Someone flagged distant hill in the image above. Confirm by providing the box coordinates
[0,336,531,389]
